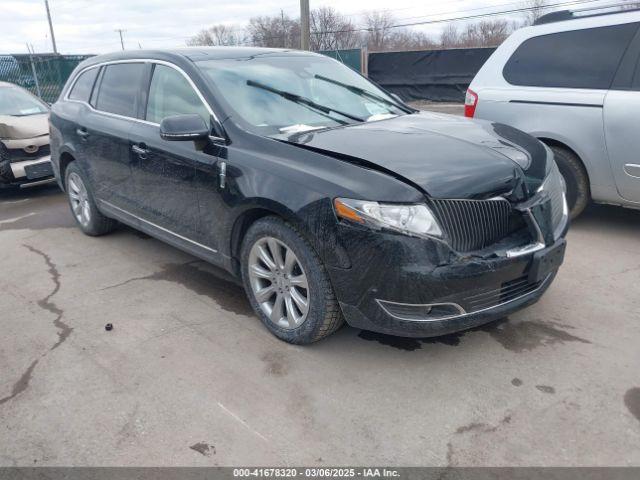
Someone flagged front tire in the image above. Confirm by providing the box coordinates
[241,217,344,344]
[65,162,116,236]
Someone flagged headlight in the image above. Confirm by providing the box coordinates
[537,160,568,235]
[334,198,443,239]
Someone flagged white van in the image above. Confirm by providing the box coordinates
[467,8,640,218]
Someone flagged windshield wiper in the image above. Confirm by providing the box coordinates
[246,80,365,124]
[314,74,415,114]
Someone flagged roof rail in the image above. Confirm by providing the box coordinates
[534,5,640,26]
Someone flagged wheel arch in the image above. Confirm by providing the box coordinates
[228,199,350,277]
[537,137,591,184]
[229,204,300,276]
[58,151,77,189]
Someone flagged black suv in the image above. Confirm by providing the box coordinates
[50,48,568,344]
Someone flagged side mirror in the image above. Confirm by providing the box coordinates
[159,114,209,142]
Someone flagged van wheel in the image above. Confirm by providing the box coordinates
[65,162,117,236]
[549,145,589,219]
[241,216,344,344]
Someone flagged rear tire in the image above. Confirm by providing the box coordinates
[64,162,116,236]
[548,145,589,219]
[240,216,344,344]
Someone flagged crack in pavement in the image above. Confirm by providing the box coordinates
[0,245,72,408]
[23,244,73,351]
[0,360,39,406]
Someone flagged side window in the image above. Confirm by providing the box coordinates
[146,64,210,124]
[503,23,639,89]
[95,63,145,117]
[69,67,99,102]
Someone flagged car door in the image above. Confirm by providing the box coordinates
[81,62,147,208]
[604,26,640,203]
[64,65,100,175]
[128,62,216,245]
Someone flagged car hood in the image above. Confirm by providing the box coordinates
[0,113,49,140]
[284,112,549,201]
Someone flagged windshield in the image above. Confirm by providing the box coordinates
[0,86,48,116]
[197,54,409,137]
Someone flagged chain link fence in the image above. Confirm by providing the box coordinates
[0,54,93,104]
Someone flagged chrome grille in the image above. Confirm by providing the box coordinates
[7,144,50,163]
[430,197,512,252]
[464,274,545,312]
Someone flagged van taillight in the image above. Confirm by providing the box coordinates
[464,89,478,118]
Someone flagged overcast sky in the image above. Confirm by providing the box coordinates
[0,0,626,54]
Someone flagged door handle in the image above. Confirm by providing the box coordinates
[131,144,149,159]
[76,127,89,139]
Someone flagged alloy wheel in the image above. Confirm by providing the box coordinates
[68,172,91,227]
[248,236,310,329]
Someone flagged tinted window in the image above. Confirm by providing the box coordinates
[503,23,639,89]
[96,63,145,117]
[146,64,209,124]
[68,67,99,102]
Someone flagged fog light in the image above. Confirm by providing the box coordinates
[376,300,465,322]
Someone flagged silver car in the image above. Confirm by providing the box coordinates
[466,8,640,218]
[0,81,53,189]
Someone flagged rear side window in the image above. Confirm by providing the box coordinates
[95,63,145,117]
[68,67,99,102]
[503,23,639,89]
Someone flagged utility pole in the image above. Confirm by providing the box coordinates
[115,29,126,50]
[300,0,310,50]
[43,0,58,53]
[281,9,286,48]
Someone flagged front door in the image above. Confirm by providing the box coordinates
[129,63,217,246]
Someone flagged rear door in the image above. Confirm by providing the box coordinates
[64,65,100,174]
[604,26,640,203]
[84,62,146,208]
[128,62,216,245]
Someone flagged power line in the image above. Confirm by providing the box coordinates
[309,0,606,35]
[42,0,621,52]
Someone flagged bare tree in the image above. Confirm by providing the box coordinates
[310,6,359,51]
[465,20,514,47]
[621,0,640,8]
[387,30,436,51]
[247,13,300,48]
[440,23,461,48]
[523,0,548,26]
[362,11,396,51]
[187,24,244,46]
[440,20,514,48]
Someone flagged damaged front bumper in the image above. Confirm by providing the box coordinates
[1,138,54,188]
[328,198,569,338]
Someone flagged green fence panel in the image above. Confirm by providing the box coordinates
[319,49,362,73]
[0,54,93,104]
